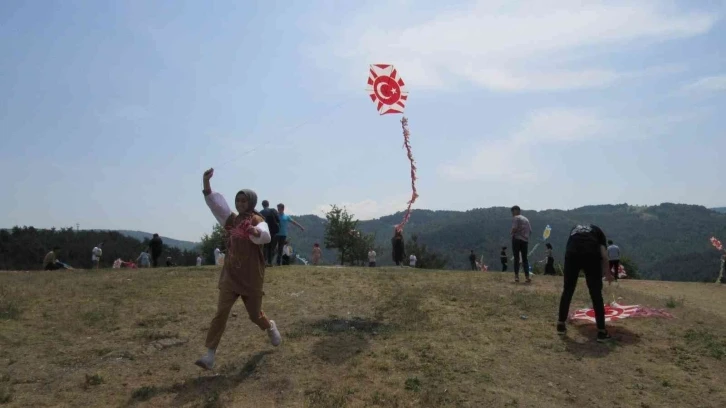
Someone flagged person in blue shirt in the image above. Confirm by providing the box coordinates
[275,203,305,266]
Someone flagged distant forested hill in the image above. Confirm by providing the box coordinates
[285,203,726,282]
[116,230,200,252]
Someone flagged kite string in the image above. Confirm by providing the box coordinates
[214,98,353,170]
[395,117,419,232]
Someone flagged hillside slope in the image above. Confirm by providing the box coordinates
[287,204,726,281]
[1,266,725,407]
[116,230,200,252]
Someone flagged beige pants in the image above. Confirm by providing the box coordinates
[205,289,271,350]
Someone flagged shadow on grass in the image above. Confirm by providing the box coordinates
[561,324,641,358]
[289,317,390,365]
[128,351,271,407]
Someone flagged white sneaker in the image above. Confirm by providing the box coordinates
[194,351,215,370]
[267,320,282,347]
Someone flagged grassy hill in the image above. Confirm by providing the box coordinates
[1,266,725,407]
[712,207,726,214]
[287,203,726,282]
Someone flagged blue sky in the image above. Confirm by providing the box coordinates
[1,0,724,241]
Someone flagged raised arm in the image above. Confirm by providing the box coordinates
[291,218,305,232]
[202,168,232,226]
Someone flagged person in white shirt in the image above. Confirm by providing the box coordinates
[214,248,221,265]
[409,254,417,268]
[136,250,151,268]
[607,240,621,281]
[282,241,293,265]
[368,249,377,267]
[196,255,202,267]
[91,243,103,270]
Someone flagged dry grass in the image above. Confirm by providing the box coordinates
[1,266,726,407]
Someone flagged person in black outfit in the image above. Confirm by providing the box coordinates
[500,247,508,271]
[557,224,613,342]
[544,243,556,275]
[469,250,477,271]
[259,200,280,266]
[392,230,405,266]
[149,233,163,268]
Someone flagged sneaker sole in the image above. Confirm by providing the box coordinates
[194,360,212,370]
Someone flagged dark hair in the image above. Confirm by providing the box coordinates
[511,205,521,212]
[262,200,269,207]
[502,246,507,250]
[546,243,552,249]
[153,233,159,238]
[608,240,613,245]
[277,203,285,210]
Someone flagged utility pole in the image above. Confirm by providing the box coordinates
[76,223,79,232]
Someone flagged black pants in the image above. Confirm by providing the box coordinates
[501,259,508,272]
[545,257,556,275]
[558,254,606,330]
[282,255,290,265]
[275,235,287,265]
[470,261,477,271]
[609,260,620,280]
[512,239,530,278]
[152,253,161,268]
[44,263,60,271]
[264,235,278,265]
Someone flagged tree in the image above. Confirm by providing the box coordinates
[199,224,226,265]
[350,232,376,266]
[404,235,448,269]
[323,205,359,265]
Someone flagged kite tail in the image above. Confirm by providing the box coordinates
[396,117,418,232]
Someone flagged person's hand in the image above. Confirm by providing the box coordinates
[203,168,214,181]
[247,226,261,238]
[605,269,614,283]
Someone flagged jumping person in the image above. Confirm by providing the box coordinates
[607,240,621,281]
[260,200,280,267]
[149,234,163,268]
[500,247,508,271]
[556,224,613,342]
[510,206,532,283]
[275,203,304,266]
[195,168,281,371]
[544,243,556,275]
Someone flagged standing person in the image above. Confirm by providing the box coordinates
[409,253,417,268]
[281,241,293,265]
[510,206,532,283]
[43,247,62,270]
[91,243,103,270]
[718,254,726,284]
[149,234,163,268]
[311,243,323,265]
[214,248,221,265]
[196,255,203,267]
[556,224,613,342]
[195,168,281,371]
[260,200,280,267]
[136,250,151,268]
[275,203,305,266]
[500,247,508,271]
[469,250,477,271]
[607,240,621,281]
[368,248,377,267]
[391,230,405,266]
[544,243,556,275]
